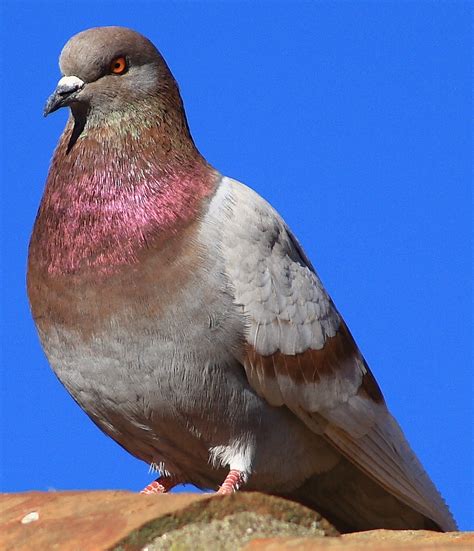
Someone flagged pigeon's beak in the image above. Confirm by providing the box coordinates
[44,75,85,117]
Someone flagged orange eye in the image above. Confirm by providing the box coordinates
[110,56,127,74]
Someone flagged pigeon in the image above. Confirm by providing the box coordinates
[28,26,456,532]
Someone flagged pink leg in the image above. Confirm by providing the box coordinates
[217,469,245,495]
[140,474,182,495]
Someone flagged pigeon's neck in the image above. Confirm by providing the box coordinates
[30,110,218,276]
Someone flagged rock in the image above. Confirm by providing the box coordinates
[0,491,471,550]
[243,530,474,550]
[0,491,335,551]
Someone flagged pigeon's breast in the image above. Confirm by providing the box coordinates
[28,212,248,464]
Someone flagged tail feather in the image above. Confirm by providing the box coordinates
[320,409,457,531]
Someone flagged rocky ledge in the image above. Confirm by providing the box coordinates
[0,491,471,550]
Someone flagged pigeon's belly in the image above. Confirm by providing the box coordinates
[34,258,337,489]
[34,247,232,448]
[40,317,243,470]
[39,296,337,489]
[32,240,335,489]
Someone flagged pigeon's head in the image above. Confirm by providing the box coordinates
[44,26,179,119]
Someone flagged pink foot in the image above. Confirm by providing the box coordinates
[217,469,245,495]
[140,474,182,495]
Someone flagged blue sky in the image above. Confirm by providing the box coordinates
[1,1,472,530]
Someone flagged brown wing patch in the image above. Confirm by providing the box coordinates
[245,321,384,405]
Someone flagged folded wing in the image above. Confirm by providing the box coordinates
[214,177,456,531]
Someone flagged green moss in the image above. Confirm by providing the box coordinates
[112,493,337,551]
[143,511,325,551]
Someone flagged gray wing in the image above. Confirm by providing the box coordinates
[210,176,456,531]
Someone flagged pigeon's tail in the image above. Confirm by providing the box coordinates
[283,456,449,533]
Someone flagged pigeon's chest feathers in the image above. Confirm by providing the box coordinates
[27,120,225,361]
[29,122,216,277]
